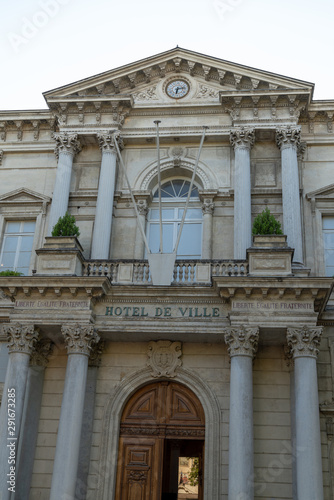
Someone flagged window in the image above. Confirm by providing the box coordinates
[0,221,36,275]
[147,180,202,259]
[323,217,334,276]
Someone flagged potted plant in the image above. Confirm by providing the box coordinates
[51,211,80,238]
[252,207,286,248]
[0,270,23,276]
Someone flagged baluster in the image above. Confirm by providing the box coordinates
[133,262,139,283]
[191,263,196,283]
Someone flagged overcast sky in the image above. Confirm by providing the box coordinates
[0,0,333,110]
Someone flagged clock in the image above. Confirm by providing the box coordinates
[166,80,189,99]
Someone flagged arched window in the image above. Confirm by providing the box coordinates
[147,179,202,258]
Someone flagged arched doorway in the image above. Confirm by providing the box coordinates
[115,381,205,500]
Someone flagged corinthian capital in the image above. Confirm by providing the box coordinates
[97,131,123,152]
[230,127,255,150]
[276,126,301,150]
[3,323,39,355]
[287,326,322,359]
[224,326,259,358]
[30,339,54,367]
[53,132,82,159]
[62,323,100,356]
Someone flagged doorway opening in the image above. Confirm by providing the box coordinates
[115,381,205,500]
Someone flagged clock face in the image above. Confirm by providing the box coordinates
[166,80,189,99]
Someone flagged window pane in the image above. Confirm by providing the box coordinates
[23,221,36,232]
[325,249,334,267]
[178,208,202,220]
[17,252,32,268]
[177,223,202,258]
[149,223,174,253]
[6,222,21,234]
[20,236,34,251]
[1,253,16,268]
[323,217,334,230]
[324,233,334,248]
[3,236,19,252]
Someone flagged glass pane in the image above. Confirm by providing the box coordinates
[323,232,334,248]
[16,266,29,276]
[178,208,202,220]
[20,236,34,251]
[149,223,174,253]
[160,182,175,198]
[6,222,21,234]
[23,221,36,232]
[325,249,334,266]
[3,236,18,252]
[177,223,202,258]
[323,217,334,230]
[150,209,160,220]
[17,252,32,268]
[1,253,16,268]
[326,265,334,277]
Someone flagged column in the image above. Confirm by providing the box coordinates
[224,325,259,500]
[201,198,215,259]
[16,339,53,499]
[91,132,120,259]
[230,128,255,259]
[49,324,99,500]
[287,326,324,500]
[48,133,82,235]
[75,341,104,499]
[0,323,39,500]
[134,199,148,259]
[276,127,303,264]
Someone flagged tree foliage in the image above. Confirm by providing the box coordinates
[51,211,80,237]
[188,457,199,486]
[252,207,283,235]
[0,270,23,276]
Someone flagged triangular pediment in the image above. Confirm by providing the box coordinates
[43,47,314,105]
[0,188,51,205]
[306,184,334,200]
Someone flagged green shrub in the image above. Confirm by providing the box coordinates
[252,207,283,235]
[51,212,80,237]
[0,270,23,276]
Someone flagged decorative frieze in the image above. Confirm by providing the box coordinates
[53,132,82,159]
[223,326,259,358]
[61,324,100,356]
[30,338,54,367]
[276,126,301,151]
[287,326,323,358]
[147,340,182,377]
[3,323,39,355]
[230,127,255,150]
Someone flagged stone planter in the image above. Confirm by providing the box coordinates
[35,236,84,276]
[247,234,293,276]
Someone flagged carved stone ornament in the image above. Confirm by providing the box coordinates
[286,326,323,359]
[132,86,158,102]
[276,126,301,151]
[230,127,255,150]
[61,324,100,356]
[3,323,39,355]
[88,340,105,367]
[128,470,147,484]
[223,326,259,358]
[136,199,149,217]
[202,199,214,215]
[147,340,182,377]
[30,339,54,367]
[0,149,3,165]
[53,132,82,159]
[97,131,122,152]
[196,85,219,99]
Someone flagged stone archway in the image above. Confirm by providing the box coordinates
[96,368,221,500]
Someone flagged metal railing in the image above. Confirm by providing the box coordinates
[82,259,248,284]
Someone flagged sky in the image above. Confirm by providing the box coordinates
[0,0,333,111]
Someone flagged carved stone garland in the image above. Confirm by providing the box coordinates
[147,340,182,377]
[223,326,259,358]
[3,323,39,355]
[61,324,100,356]
[287,326,323,358]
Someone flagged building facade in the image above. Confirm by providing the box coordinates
[0,47,334,499]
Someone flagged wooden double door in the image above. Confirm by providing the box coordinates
[115,381,205,500]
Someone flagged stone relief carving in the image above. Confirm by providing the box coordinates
[53,132,82,159]
[88,340,105,367]
[230,127,255,150]
[202,199,215,215]
[170,146,185,166]
[136,199,149,217]
[30,339,54,367]
[0,150,3,165]
[196,85,219,99]
[97,131,123,152]
[287,326,323,358]
[2,323,39,355]
[223,326,259,358]
[133,86,158,102]
[61,323,100,356]
[147,340,182,377]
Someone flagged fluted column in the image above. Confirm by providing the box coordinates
[134,199,148,259]
[287,326,324,500]
[276,127,303,264]
[201,199,214,259]
[16,339,53,499]
[91,132,121,259]
[0,324,39,500]
[49,324,99,500]
[48,133,82,234]
[224,325,259,500]
[230,128,255,259]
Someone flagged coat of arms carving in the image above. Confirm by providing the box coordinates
[147,340,182,377]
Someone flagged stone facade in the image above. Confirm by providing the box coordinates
[0,47,333,499]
